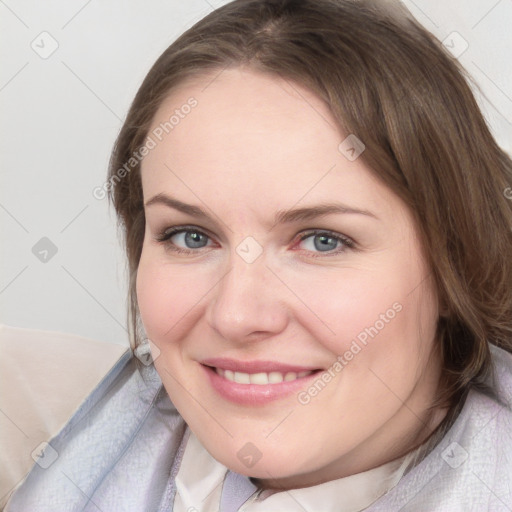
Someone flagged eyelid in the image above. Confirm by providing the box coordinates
[293,229,356,255]
[155,224,213,242]
[154,225,218,256]
[297,229,354,244]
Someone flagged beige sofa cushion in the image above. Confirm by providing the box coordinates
[0,324,129,508]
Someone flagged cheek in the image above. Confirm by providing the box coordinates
[283,262,437,366]
[135,251,211,341]
[282,267,404,352]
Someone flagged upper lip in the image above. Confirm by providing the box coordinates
[200,357,321,373]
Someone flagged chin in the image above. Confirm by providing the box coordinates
[205,437,314,482]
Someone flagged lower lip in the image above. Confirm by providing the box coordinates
[201,364,321,405]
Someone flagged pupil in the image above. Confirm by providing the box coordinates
[314,235,337,251]
[185,231,206,248]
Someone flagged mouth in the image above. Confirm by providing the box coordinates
[200,358,323,405]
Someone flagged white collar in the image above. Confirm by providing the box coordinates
[173,429,415,512]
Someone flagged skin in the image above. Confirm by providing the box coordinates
[136,67,446,490]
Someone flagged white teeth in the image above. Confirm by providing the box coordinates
[234,371,251,384]
[215,368,313,385]
[268,372,284,383]
[250,372,270,385]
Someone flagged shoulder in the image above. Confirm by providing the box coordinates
[370,344,512,511]
[3,332,187,512]
[0,324,130,509]
[490,344,512,405]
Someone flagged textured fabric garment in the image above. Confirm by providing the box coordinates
[173,431,257,512]
[173,430,415,512]
[367,345,512,511]
[5,344,512,511]
[221,471,259,512]
[5,347,187,512]
[0,324,129,508]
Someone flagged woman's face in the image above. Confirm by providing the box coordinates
[137,67,443,489]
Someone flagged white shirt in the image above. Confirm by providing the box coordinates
[173,429,417,512]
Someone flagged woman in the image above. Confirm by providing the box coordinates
[6,0,512,510]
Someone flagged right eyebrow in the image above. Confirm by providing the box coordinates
[144,193,209,219]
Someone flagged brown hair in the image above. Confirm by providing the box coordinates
[108,0,512,415]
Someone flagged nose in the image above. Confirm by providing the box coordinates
[205,252,289,344]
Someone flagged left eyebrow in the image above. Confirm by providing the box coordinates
[274,203,379,224]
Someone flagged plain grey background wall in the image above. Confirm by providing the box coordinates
[1,0,511,346]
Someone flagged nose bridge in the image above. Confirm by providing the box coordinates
[207,249,288,341]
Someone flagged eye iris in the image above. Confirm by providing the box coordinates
[185,231,207,248]
[314,234,338,251]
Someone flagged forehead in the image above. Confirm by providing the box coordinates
[146,68,340,161]
[140,68,400,219]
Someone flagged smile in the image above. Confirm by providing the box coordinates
[200,358,323,405]
[214,368,313,384]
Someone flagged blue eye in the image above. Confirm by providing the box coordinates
[157,226,212,252]
[297,231,353,254]
[176,230,209,248]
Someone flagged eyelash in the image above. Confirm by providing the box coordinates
[154,225,355,257]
